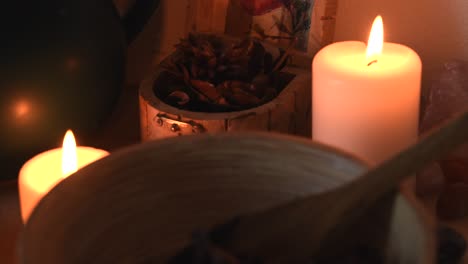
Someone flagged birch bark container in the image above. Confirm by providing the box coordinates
[139,36,313,141]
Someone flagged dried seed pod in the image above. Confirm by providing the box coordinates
[228,92,260,106]
[164,33,290,112]
[217,96,229,106]
[222,81,261,106]
[166,91,190,106]
[191,80,223,103]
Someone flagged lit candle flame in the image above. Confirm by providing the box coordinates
[62,130,78,177]
[366,15,384,64]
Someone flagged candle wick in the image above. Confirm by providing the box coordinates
[367,60,378,66]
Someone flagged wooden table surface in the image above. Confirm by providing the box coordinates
[1,84,467,263]
[0,180,22,264]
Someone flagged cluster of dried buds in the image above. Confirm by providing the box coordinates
[160,33,289,111]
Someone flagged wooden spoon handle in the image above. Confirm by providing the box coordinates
[343,110,468,213]
[216,110,468,261]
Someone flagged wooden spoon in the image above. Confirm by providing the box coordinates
[196,110,468,262]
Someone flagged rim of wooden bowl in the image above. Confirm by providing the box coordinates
[19,133,434,263]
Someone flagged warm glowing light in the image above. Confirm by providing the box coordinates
[366,15,384,62]
[14,101,30,118]
[62,130,78,177]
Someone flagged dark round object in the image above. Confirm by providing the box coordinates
[157,118,164,126]
[171,124,181,133]
[437,226,466,264]
[0,0,159,179]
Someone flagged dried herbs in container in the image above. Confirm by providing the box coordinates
[154,33,294,112]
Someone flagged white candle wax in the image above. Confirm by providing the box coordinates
[312,32,421,164]
[18,134,108,222]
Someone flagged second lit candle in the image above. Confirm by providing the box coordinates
[312,16,422,164]
[18,131,108,222]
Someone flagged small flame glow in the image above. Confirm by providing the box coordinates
[366,16,384,62]
[15,101,30,118]
[62,130,78,177]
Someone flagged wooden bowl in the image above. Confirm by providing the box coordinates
[19,133,434,263]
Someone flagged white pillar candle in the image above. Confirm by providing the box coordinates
[312,16,422,164]
[18,130,108,222]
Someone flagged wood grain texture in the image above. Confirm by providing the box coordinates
[139,37,312,140]
[20,133,430,263]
